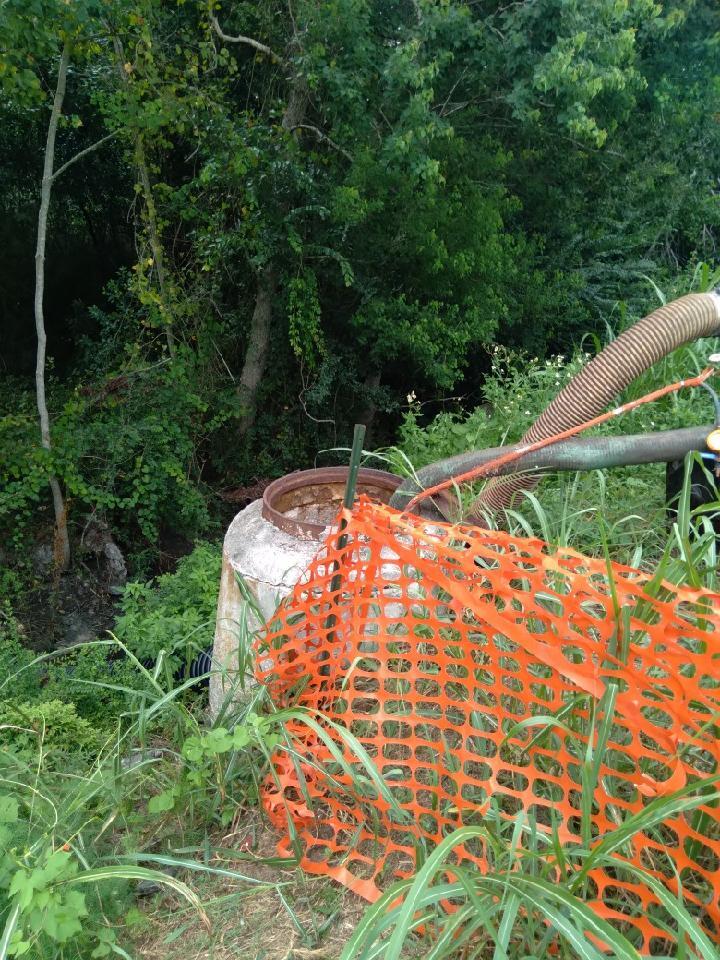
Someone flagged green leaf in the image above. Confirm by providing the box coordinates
[0,797,18,825]
[148,789,178,814]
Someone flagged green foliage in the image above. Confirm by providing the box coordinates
[0,641,214,959]
[145,712,281,827]
[0,609,39,703]
[504,0,660,146]
[398,347,590,466]
[114,542,221,670]
[1,0,719,557]
[0,478,718,958]
[0,607,144,748]
[0,352,229,549]
[1,4,720,948]
[4,847,89,954]
[0,699,103,758]
[42,646,140,725]
[288,269,325,367]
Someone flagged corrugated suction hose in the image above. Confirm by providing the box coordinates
[469,291,720,522]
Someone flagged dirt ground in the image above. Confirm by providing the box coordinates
[130,818,367,960]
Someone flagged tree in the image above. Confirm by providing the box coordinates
[198,0,675,437]
[209,5,310,436]
[1,0,719,565]
[0,1,120,569]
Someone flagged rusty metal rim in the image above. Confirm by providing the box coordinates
[262,466,401,540]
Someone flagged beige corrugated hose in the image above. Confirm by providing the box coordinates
[469,291,720,523]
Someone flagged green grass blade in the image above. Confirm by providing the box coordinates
[62,866,208,927]
[574,775,720,885]
[0,903,20,960]
[116,853,286,886]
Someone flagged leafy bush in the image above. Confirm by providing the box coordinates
[0,351,234,553]
[42,645,142,726]
[0,606,40,702]
[0,605,142,737]
[114,542,221,672]
[0,699,104,758]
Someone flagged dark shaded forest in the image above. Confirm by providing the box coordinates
[1,0,719,565]
[3,5,720,958]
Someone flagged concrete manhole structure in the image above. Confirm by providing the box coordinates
[209,466,401,716]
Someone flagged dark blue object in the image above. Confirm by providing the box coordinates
[138,648,212,687]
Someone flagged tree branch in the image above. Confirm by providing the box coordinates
[210,16,281,61]
[50,130,120,183]
[289,124,353,162]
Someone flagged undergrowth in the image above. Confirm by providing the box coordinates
[4,462,715,958]
[3,276,720,957]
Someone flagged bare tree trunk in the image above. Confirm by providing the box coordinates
[35,41,71,571]
[236,74,308,439]
[237,266,277,436]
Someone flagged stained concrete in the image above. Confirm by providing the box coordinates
[209,499,323,717]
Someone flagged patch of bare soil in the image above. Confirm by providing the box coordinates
[130,817,366,960]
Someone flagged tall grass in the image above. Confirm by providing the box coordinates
[5,308,720,957]
[0,612,295,958]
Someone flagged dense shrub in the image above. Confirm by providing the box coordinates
[0,699,104,758]
[0,363,223,553]
[0,605,40,701]
[114,542,221,672]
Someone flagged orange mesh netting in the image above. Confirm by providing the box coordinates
[253,498,720,952]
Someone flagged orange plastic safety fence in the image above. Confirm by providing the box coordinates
[253,498,720,953]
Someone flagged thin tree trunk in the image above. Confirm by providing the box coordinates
[111,34,175,357]
[35,41,71,571]
[238,266,277,436]
[134,133,175,357]
[237,74,308,438]
[358,370,382,447]
[281,74,308,134]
